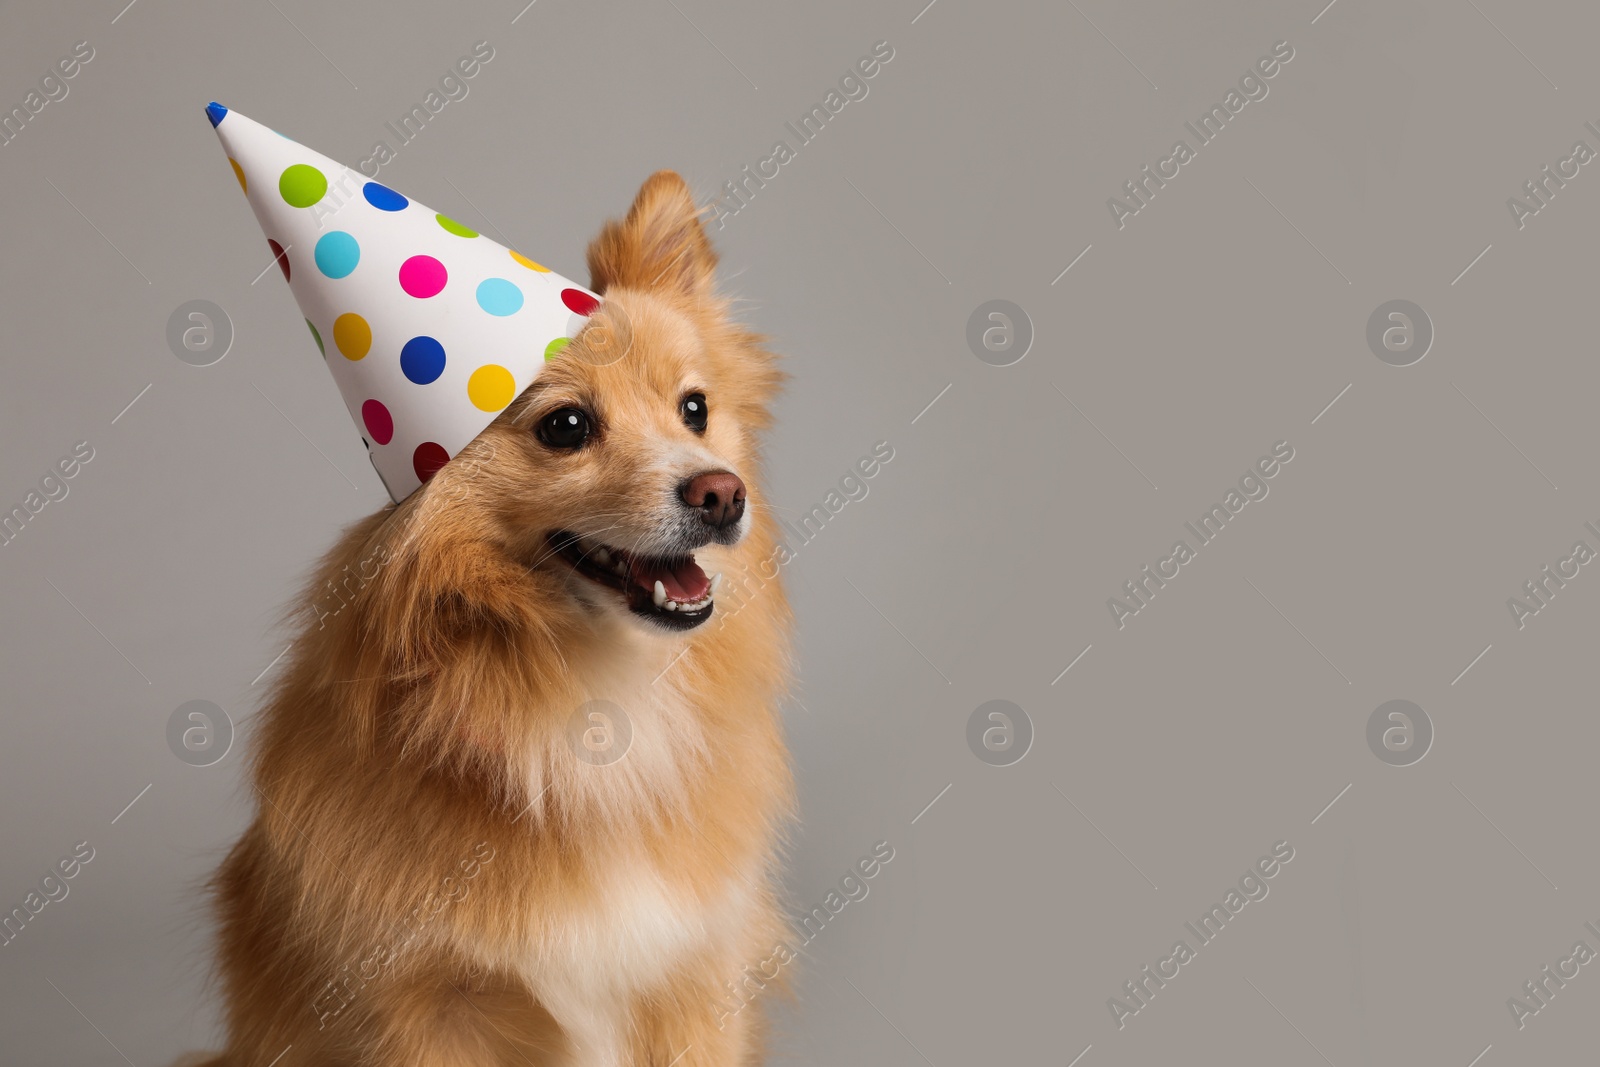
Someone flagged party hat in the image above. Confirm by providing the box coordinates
[204,102,601,502]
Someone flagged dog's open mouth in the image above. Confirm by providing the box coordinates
[549,532,718,630]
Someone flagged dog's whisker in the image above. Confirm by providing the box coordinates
[519,520,638,574]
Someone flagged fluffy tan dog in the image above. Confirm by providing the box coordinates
[191,172,793,1067]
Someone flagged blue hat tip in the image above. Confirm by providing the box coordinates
[205,102,228,128]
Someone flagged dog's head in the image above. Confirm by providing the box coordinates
[386,171,780,637]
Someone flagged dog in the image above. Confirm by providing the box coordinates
[190,171,794,1067]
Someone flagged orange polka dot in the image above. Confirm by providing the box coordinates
[229,158,247,194]
[468,364,516,412]
[511,250,550,272]
[333,313,371,360]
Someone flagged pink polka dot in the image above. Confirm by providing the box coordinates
[361,399,393,445]
[413,441,450,483]
[561,288,599,316]
[399,255,448,298]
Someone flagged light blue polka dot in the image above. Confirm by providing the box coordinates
[475,278,524,316]
[314,231,360,279]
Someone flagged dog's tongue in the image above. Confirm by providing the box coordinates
[631,555,710,601]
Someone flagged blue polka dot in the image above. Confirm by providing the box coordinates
[475,278,524,317]
[363,182,408,211]
[400,336,446,385]
[314,231,360,279]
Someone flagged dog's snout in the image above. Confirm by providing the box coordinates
[679,471,746,529]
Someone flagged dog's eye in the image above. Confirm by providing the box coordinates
[681,393,708,434]
[538,408,592,450]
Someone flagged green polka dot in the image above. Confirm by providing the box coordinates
[544,337,569,361]
[307,319,324,356]
[436,214,479,238]
[279,164,327,208]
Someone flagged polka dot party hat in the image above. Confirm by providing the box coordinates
[205,102,602,502]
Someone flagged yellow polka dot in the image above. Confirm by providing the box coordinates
[511,250,550,272]
[544,338,569,362]
[229,158,247,194]
[468,364,516,412]
[333,313,371,361]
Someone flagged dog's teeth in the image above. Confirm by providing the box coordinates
[710,573,723,598]
[593,547,611,565]
[653,581,667,607]
[665,600,678,611]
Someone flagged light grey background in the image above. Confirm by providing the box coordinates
[2,0,1597,1063]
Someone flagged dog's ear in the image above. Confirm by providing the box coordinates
[587,170,717,297]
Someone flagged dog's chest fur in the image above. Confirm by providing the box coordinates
[505,633,754,1062]
[524,850,753,1065]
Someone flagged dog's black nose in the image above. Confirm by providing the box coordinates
[680,471,746,529]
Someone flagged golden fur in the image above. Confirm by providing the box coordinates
[190,172,793,1066]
